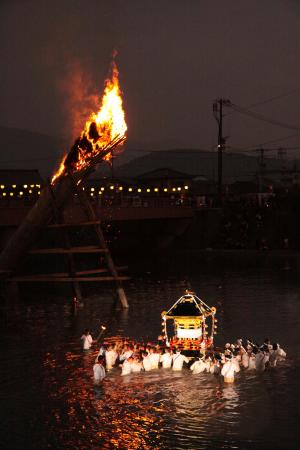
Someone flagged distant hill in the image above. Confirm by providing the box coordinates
[0,127,67,177]
[0,127,294,183]
[0,127,154,178]
[115,149,287,183]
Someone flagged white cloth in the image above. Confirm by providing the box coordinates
[121,360,132,376]
[160,352,172,369]
[255,352,269,371]
[242,353,249,368]
[203,361,211,373]
[81,334,93,350]
[172,353,189,371]
[221,361,238,380]
[190,359,206,374]
[142,355,152,371]
[105,350,118,370]
[269,348,286,367]
[277,347,286,358]
[211,362,221,375]
[93,363,106,381]
[149,353,160,369]
[97,346,105,356]
[232,357,240,372]
[131,361,142,372]
[119,350,133,362]
[176,328,202,339]
[248,355,256,369]
[95,347,105,363]
[209,363,216,374]
[269,351,277,367]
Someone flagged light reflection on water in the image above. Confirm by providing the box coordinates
[1,253,300,449]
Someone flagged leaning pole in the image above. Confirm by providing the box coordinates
[0,137,122,272]
[0,136,129,308]
[0,58,129,307]
[0,168,86,271]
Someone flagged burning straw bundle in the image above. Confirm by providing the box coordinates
[0,61,127,273]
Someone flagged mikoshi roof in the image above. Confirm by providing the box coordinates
[164,292,215,318]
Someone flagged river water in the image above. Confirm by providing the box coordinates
[1,251,300,449]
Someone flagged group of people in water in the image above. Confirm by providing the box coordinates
[81,330,286,384]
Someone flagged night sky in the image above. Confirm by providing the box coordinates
[1,0,300,155]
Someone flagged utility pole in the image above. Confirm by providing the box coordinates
[213,99,230,205]
[257,148,266,193]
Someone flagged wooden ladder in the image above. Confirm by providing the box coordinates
[11,179,129,308]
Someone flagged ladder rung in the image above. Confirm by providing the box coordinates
[29,246,108,254]
[48,220,101,228]
[11,276,130,282]
[21,266,128,278]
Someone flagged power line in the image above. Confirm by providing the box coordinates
[229,146,300,155]
[244,87,300,109]
[231,132,300,152]
[224,87,300,116]
[229,103,300,132]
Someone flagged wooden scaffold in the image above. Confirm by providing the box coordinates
[0,135,129,308]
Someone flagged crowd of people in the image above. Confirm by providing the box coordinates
[81,330,287,384]
[217,196,292,250]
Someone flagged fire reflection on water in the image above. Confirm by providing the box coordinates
[2,262,300,449]
[44,344,244,449]
[45,350,166,448]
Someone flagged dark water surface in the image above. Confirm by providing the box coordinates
[1,252,300,449]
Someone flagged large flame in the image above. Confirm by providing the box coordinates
[52,60,127,183]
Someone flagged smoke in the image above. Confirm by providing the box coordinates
[58,60,99,143]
